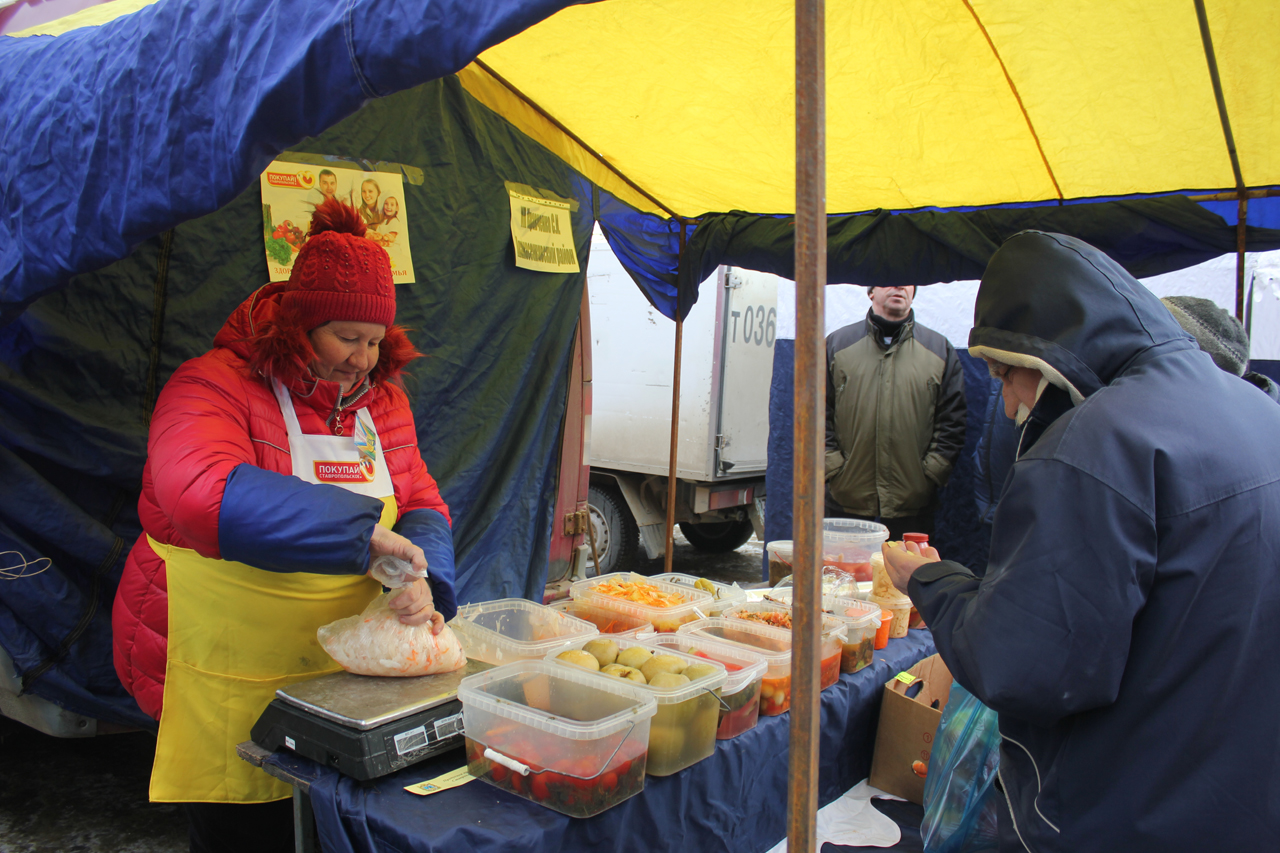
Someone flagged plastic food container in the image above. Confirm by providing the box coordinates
[547,598,655,639]
[822,518,889,582]
[773,568,868,600]
[874,610,893,649]
[868,592,912,639]
[458,660,655,818]
[679,616,845,714]
[546,637,727,776]
[824,596,882,673]
[642,634,767,739]
[720,604,847,690]
[450,598,599,665]
[571,572,714,633]
[765,540,794,586]
[660,573,748,616]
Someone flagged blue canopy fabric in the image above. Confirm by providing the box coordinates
[0,0,586,324]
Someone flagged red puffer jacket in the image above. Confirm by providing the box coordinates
[112,283,451,720]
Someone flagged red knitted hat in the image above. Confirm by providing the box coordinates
[280,199,395,330]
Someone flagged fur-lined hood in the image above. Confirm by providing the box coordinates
[212,282,420,393]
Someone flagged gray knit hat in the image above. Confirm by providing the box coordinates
[1161,296,1250,377]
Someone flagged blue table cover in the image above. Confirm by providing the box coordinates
[271,630,936,853]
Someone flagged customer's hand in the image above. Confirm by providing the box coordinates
[881,540,941,594]
[387,577,444,633]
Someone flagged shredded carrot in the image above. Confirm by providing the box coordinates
[591,579,687,608]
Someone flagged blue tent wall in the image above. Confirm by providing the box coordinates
[0,76,596,726]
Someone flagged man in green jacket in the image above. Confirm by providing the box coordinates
[824,285,967,538]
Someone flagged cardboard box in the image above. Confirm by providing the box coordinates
[867,653,954,804]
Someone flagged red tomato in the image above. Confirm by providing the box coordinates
[601,772,618,791]
[531,774,550,801]
[489,763,508,784]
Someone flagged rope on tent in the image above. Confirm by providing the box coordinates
[960,0,1063,204]
[143,229,175,425]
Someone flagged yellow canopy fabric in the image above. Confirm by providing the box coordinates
[469,0,1278,218]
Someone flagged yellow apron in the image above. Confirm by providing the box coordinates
[150,382,397,803]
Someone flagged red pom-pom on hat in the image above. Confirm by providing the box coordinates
[281,198,395,331]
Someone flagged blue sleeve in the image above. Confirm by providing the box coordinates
[218,463,382,574]
[909,457,1152,726]
[395,508,458,622]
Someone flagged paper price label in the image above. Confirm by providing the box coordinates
[404,765,476,796]
[894,672,918,685]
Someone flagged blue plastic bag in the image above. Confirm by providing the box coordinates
[920,681,1001,853]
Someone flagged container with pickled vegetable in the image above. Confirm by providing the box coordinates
[451,598,599,665]
[641,634,767,739]
[678,617,794,715]
[546,636,727,776]
[825,595,881,673]
[570,571,713,633]
[458,660,655,817]
[661,573,748,617]
[720,604,846,690]
[547,598,654,638]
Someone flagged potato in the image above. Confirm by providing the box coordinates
[555,649,601,671]
[583,638,619,667]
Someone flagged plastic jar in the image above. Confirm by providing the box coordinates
[868,592,912,639]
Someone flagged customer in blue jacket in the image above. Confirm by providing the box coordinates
[883,231,1280,852]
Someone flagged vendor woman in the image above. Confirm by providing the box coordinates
[112,199,457,852]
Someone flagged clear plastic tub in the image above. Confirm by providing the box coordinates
[546,637,727,776]
[642,633,766,739]
[825,596,882,673]
[570,572,714,633]
[547,598,655,638]
[459,660,656,818]
[719,604,847,690]
[765,540,794,586]
[450,598,599,666]
[822,518,890,582]
[660,573,748,616]
[868,592,912,639]
[773,568,869,600]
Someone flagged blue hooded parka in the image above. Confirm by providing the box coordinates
[909,231,1280,852]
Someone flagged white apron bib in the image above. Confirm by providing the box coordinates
[271,380,394,497]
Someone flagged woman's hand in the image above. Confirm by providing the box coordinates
[387,577,444,634]
[882,540,942,594]
[369,525,428,575]
[368,526,442,632]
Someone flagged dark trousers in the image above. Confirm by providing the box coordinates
[823,492,934,541]
[185,800,295,853]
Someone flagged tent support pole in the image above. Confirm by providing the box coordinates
[664,222,688,573]
[790,0,825,851]
[1194,0,1249,320]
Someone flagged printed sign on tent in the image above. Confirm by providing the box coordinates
[507,186,579,273]
[260,159,415,283]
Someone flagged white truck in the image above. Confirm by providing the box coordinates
[585,228,782,572]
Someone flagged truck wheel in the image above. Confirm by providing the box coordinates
[678,518,754,552]
[587,485,639,575]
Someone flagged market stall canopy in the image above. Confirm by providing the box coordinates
[4,0,1279,323]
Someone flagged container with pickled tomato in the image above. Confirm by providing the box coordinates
[719,604,846,690]
[458,660,655,817]
[570,572,714,633]
[546,636,727,776]
[642,633,767,739]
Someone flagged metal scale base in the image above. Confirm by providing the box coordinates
[250,659,490,782]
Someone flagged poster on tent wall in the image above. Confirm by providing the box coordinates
[259,159,416,283]
[506,182,580,273]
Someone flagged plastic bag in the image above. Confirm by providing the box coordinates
[369,555,427,588]
[920,681,1001,853]
[318,593,467,677]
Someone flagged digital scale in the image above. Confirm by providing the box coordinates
[250,659,491,782]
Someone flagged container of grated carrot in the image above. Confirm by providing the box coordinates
[570,572,714,633]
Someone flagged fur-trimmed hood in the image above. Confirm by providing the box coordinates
[212,283,420,394]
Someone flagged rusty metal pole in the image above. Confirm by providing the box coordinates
[664,222,687,573]
[1236,196,1248,321]
[789,0,825,851]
